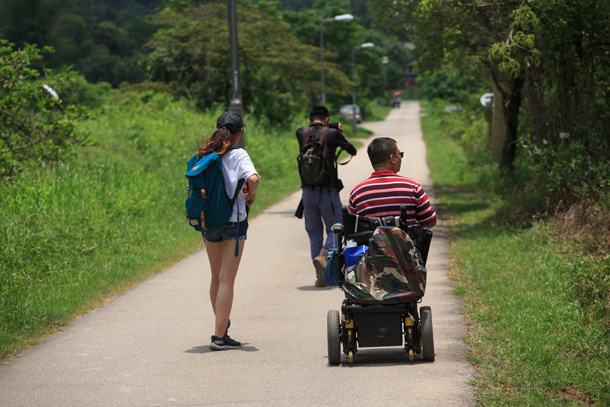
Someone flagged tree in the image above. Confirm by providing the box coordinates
[0,0,75,48]
[0,37,89,178]
[413,0,536,172]
[365,0,417,41]
[282,0,396,107]
[372,0,610,176]
[523,0,610,157]
[143,1,351,123]
[0,0,162,86]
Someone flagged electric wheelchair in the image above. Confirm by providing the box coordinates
[326,205,435,365]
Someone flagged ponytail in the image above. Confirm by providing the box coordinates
[197,127,239,159]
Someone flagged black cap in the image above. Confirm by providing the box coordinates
[216,112,246,134]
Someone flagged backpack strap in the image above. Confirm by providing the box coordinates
[336,148,353,165]
[222,147,246,257]
[231,178,246,257]
[302,126,329,149]
[303,127,310,142]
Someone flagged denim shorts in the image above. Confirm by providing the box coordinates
[203,219,248,243]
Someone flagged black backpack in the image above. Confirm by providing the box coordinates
[297,127,331,186]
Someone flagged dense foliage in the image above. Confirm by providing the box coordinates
[0,38,89,178]
[144,1,347,124]
[0,0,412,126]
[145,0,404,122]
[369,1,610,216]
[0,0,161,86]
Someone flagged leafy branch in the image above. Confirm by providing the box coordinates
[0,37,90,179]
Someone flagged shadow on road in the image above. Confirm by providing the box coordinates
[296,285,342,292]
[185,345,259,354]
[331,348,434,368]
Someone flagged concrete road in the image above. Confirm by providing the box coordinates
[0,102,475,407]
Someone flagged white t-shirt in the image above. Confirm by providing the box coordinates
[221,148,259,222]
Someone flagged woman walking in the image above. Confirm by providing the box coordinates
[197,112,260,350]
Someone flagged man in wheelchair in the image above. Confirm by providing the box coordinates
[326,137,437,363]
[348,137,436,229]
[332,137,437,303]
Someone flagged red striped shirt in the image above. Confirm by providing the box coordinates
[348,170,436,226]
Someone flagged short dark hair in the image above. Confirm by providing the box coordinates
[367,137,398,166]
[309,106,330,122]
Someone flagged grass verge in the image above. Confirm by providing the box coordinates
[421,102,610,406]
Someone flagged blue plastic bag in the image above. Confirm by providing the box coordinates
[343,245,368,269]
[322,251,340,286]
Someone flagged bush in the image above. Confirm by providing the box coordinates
[572,255,610,328]
[427,97,491,169]
[0,38,89,178]
[419,67,488,103]
[61,75,113,108]
[510,140,610,218]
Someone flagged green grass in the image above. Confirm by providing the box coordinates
[363,102,392,123]
[0,91,302,361]
[421,101,610,406]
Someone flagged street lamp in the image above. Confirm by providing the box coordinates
[351,42,375,134]
[228,0,244,147]
[320,14,354,105]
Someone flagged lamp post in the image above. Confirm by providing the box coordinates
[320,14,353,105]
[351,42,375,134]
[228,0,244,147]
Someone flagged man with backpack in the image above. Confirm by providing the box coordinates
[296,105,357,287]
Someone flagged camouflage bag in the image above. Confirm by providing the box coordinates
[342,226,427,305]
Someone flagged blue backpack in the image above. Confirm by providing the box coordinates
[185,148,245,234]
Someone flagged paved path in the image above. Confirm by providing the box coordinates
[0,102,475,406]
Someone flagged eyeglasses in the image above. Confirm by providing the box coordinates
[393,151,403,159]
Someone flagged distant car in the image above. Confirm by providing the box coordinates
[339,104,362,123]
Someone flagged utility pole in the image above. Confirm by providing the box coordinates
[319,14,354,105]
[351,42,374,135]
[228,0,243,147]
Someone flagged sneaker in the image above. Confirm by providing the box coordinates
[225,319,231,337]
[210,335,242,350]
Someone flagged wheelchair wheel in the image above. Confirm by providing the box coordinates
[327,310,341,365]
[420,306,435,361]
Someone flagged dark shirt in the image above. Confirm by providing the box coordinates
[296,122,357,189]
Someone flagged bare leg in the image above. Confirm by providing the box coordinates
[205,241,223,316]
[206,240,244,338]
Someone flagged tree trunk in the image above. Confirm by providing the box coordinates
[491,82,505,165]
[526,65,547,149]
[501,74,525,172]
[490,69,524,173]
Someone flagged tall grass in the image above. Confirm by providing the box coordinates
[422,101,610,405]
[0,91,303,360]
